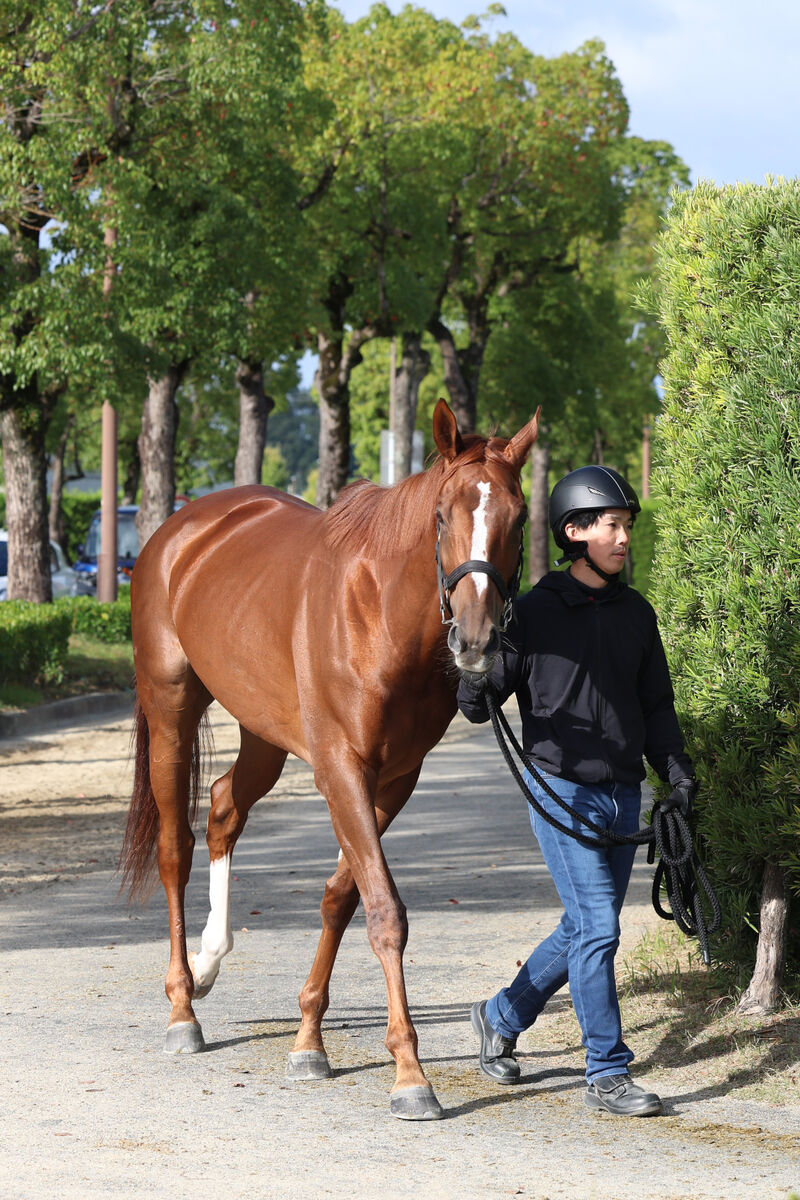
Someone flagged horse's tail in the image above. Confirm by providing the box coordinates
[119,695,210,901]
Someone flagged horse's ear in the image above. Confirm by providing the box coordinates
[503,407,541,472]
[432,398,465,462]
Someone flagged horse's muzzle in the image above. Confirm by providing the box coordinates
[447,621,501,673]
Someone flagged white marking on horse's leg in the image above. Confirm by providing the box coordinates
[190,853,234,992]
[470,481,492,595]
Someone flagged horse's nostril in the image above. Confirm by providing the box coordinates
[447,624,467,655]
[486,626,501,656]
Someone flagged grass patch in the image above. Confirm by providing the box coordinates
[0,632,133,711]
[619,926,800,1108]
[518,924,800,1111]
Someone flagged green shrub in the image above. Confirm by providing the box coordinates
[61,492,102,562]
[0,601,72,685]
[55,592,132,643]
[648,179,800,989]
[631,498,659,600]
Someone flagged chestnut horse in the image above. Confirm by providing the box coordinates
[121,400,539,1120]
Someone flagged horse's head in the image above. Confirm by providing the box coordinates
[432,400,540,675]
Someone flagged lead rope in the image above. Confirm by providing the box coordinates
[484,687,722,966]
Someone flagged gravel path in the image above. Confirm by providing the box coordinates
[0,703,797,1199]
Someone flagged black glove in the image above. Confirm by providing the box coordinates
[458,670,490,692]
[660,777,697,817]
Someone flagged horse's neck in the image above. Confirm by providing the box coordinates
[372,533,444,644]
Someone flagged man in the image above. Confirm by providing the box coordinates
[457,466,696,1118]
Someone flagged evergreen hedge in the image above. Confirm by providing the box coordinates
[55,592,132,643]
[0,602,72,685]
[648,179,800,992]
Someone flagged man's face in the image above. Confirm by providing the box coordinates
[565,507,633,576]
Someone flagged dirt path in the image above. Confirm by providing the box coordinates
[0,704,798,1200]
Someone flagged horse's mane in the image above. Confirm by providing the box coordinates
[322,434,512,558]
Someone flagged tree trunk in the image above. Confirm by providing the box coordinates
[392,332,430,480]
[48,411,76,555]
[428,317,474,434]
[738,861,790,1015]
[1,404,52,601]
[314,328,372,509]
[136,361,189,549]
[234,358,274,486]
[529,438,550,586]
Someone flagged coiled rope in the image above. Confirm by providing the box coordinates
[485,687,722,966]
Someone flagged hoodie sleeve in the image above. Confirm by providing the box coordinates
[456,619,525,724]
[639,619,694,784]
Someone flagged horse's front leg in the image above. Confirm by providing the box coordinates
[312,753,442,1121]
[289,767,421,1084]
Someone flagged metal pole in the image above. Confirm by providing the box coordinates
[389,337,397,434]
[97,401,118,603]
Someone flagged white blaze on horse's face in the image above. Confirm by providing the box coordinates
[469,482,492,597]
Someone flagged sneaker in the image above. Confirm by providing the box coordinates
[470,1000,520,1085]
[585,1073,663,1117]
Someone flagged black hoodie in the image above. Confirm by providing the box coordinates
[457,569,693,787]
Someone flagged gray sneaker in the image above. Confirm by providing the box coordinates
[585,1073,663,1117]
[470,1000,520,1085]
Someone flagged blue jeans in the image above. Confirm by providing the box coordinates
[486,769,642,1082]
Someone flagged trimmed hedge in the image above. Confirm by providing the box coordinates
[0,601,72,685]
[54,592,132,643]
[649,179,800,990]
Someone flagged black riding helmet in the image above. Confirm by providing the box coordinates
[549,466,640,580]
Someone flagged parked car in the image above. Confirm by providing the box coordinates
[0,531,87,600]
[74,505,140,590]
[74,499,188,591]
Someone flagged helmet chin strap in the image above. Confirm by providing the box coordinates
[554,541,618,585]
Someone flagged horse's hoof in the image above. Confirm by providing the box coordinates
[188,952,217,1000]
[390,1085,444,1121]
[164,1021,206,1055]
[286,1050,332,1081]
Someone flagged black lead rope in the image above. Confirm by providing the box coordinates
[484,687,722,966]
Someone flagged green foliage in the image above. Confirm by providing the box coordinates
[54,593,132,644]
[631,499,659,600]
[0,602,72,685]
[266,390,320,493]
[60,492,102,562]
[261,445,289,491]
[649,179,800,983]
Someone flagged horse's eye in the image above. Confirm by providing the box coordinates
[517,508,528,528]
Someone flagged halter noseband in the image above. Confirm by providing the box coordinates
[435,518,523,632]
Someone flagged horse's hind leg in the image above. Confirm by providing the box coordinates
[190,727,287,998]
[139,677,211,1055]
[288,766,421,1087]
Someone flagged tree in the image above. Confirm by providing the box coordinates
[0,2,122,599]
[93,1,313,545]
[648,179,800,1011]
[423,33,630,434]
[296,3,471,505]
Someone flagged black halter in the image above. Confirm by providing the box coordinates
[435,519,523,631]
